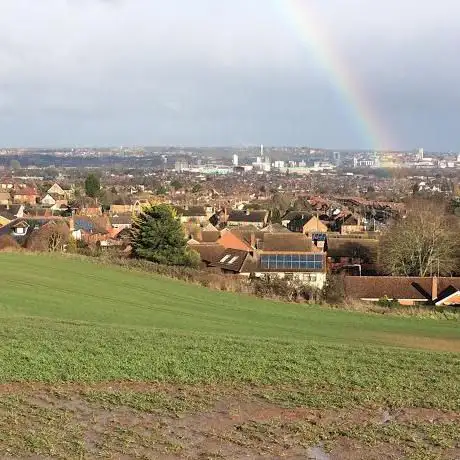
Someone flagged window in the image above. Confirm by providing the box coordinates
[228,256,239,264]
[261,254,323,271]
[220,255,231,263]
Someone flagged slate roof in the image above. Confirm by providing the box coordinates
[175,206,208,217]
[210,248,250,272]
[0,217,66,246]
[343,215,360,226]
[227,210,268,223]
[0,205,23,217]
[282,211,312,222]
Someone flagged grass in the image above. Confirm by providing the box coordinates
[0,253,458,391]
[0,252,458,458]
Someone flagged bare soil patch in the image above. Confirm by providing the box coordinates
[0,383,458,459]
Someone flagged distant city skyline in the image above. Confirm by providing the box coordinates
[0,0,459,150]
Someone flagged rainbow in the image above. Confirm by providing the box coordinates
[273,0,392,151]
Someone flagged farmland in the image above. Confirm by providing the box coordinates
[0,253,459,459]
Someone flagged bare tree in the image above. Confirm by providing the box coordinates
[380,201,460,276]
[27,222,70,252]
[0,235,20,251]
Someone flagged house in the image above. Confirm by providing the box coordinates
[40,194,68,211]
[189,242,228,269]
[281,211,311,228]
[0,179,14,191]
[344,276,460,306]
[0,192,11,206]
[341,215,366,235]
[47,183,73,199]
[111,214,133,230]
[189,223,220,243]
[13,188,38,206]
[252,233,327,289]
[226,209,269,228]
[110,200,143,215]
[174,206,212,225]
[78,206,103,217]
[327,237,380,274]
[209,248,256,274]
[0,204,26,227]
[41,194,57,207]
[302,216,328,236]
[261,223,291,233]
[0,217,67,247]
[219,228,254,251]
[0,204,25,219]
[67,216,110,243]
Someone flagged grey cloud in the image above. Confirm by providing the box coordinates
[0,0,458,149]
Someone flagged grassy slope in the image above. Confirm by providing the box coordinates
[0,253,459,409]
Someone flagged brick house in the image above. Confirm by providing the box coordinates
[344,276,460,306]
[13,188,38,206]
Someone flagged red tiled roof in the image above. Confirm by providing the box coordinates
[344,276,460,301]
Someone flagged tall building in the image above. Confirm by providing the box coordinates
[332,151,341,166]
[174,160,188,172]
[232,154,239,167]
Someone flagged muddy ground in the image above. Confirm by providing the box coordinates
[0,383,458,459]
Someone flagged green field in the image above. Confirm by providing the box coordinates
[0,252,458,459]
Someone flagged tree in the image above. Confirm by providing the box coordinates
[270,208,282,224]
[131,204,198,267]
[9,159,21,170]
[156,186,168,196]
[191,183,202,193]
[26,222,70,252]
[170,180,183,190]
[85,174,101,198]
[0,235,20,251]
[380,201,460,276]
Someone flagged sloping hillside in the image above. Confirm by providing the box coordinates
[0,253,458,459]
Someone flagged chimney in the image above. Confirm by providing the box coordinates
[431,276,438,302]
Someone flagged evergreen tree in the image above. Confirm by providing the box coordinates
[85,174,101,198]
[270,208,282,224]
[131,204,198,267]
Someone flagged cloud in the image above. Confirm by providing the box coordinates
[0,0,458,149]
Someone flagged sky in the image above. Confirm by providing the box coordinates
[0,0,459,150]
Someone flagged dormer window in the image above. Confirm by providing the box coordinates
[12,221,29,235]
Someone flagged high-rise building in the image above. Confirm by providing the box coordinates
[174,160,188,172]
[332,151,341,166]
[416,148,424,161]
[232,154,239,166]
